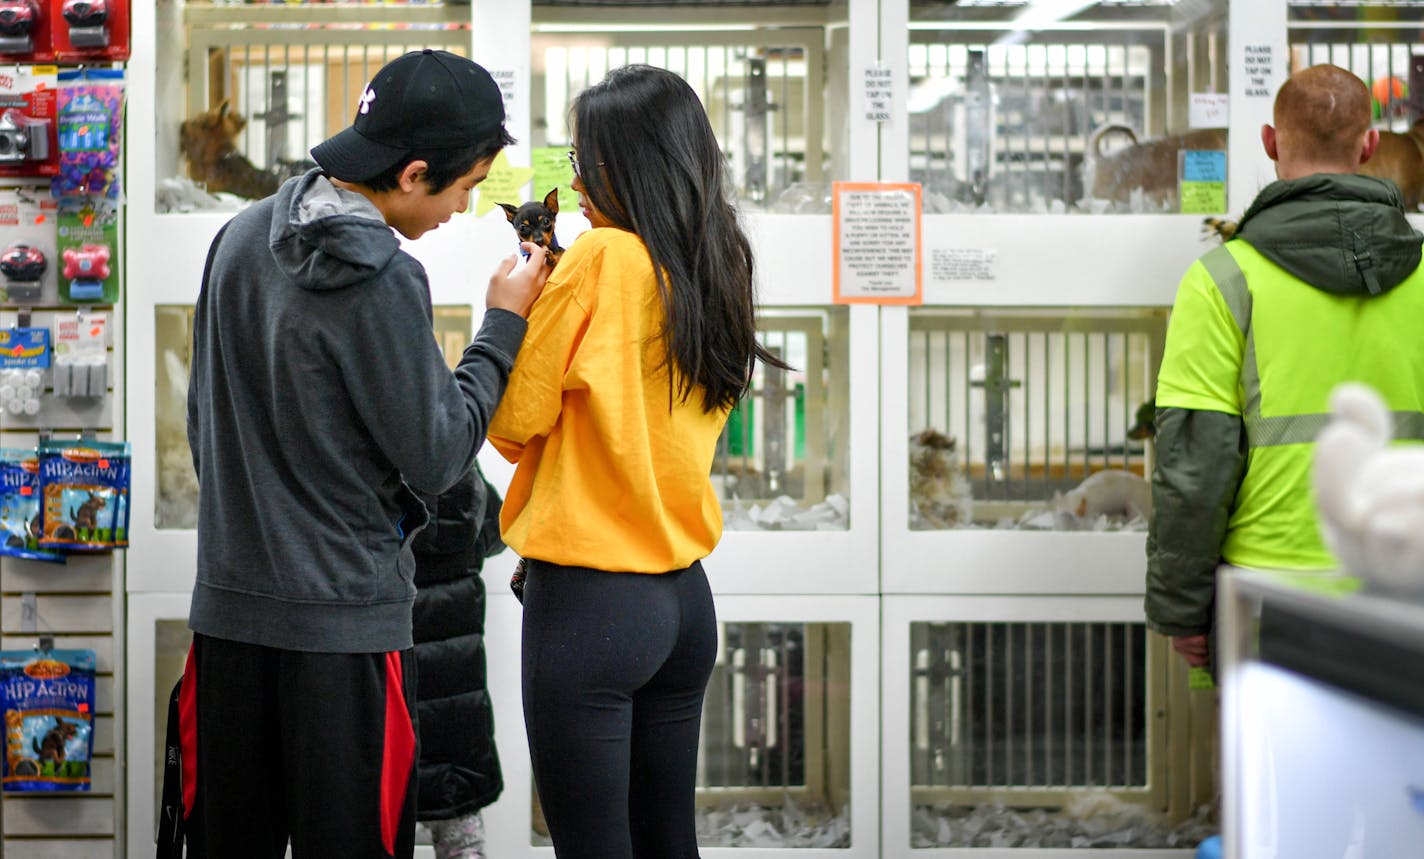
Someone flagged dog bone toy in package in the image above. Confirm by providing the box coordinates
[2,647,95,791]
[55,197,117,303]
[36,437,128,550]
[0,448,63,563]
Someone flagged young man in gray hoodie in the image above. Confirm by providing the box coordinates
[180,50,550,858]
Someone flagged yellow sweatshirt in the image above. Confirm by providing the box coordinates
[488,227,730,573]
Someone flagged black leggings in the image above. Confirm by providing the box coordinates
[521,559,717,859]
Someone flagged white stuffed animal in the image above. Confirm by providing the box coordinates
[1313,383,1424,597]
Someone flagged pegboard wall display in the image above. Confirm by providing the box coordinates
[0,1,131,854]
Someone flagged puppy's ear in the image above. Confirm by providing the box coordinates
[543,187,560,214]
[216,100,246,135]
[499,202,519,223]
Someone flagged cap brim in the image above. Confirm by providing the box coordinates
[310,126,410,184]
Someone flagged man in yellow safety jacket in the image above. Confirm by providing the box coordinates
[1145,64,1424,670]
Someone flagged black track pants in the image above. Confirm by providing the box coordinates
[179,634,419,859]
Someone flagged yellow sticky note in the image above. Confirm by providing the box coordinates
[1180,181,1227,215]
[474,151,535,218]
[531,146,578,215]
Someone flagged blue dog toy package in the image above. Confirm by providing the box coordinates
[2,648,96,791]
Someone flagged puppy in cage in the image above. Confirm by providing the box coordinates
[178,99,314,200]
[488,64,793,859]
[1357,115,1424,212]
[1083,124,1228,210]
[1051,468,1152,530]
[908,427,973,529]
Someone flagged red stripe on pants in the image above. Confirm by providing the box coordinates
[380,651,415,856]
[179,644,199,820]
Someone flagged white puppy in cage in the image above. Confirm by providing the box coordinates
[1051,468,1152,530]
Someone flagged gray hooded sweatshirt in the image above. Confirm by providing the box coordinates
[187,169,526,653]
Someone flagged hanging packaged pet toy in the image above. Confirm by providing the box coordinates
[0,448,64,563]
[36,437,129,551]
[52,66,125,200]
[0,0,49,60]
[0,244,46,303]
[61,243,107,302]
[1,647,96,791]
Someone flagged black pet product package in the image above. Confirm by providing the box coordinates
[1,648,97,791]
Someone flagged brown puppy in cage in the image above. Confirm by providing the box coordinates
[178,100,310,200]
[1360,117,1424,212]
[1084,125,1228,208]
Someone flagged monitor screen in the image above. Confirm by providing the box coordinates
[1231,661,1424,857]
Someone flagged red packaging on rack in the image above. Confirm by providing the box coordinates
[49,0,126,62]
[0,1,57,63]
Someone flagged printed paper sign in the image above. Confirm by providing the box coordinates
[833,182,922,305]
[863,65,894,123]
[931,248,998,283]
[1242,44,1276,99]
[489,68,518,125]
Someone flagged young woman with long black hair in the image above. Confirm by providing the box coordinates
[487,64,789,858]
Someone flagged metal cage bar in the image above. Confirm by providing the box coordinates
[909,621,1160,804]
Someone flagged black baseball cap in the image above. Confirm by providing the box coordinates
[311,49,506,183]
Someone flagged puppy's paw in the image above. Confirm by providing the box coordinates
[1201,217,1238,243]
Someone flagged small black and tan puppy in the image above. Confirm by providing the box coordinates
[500,188,564,268]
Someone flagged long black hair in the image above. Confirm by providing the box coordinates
[571,64,791,414]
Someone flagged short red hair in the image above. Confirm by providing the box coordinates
[1273,64,1372,164]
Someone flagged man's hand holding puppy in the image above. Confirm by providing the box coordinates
[487,241,550,318]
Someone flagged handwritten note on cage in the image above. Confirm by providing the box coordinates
[1179,150,1227,214]
[1189,93,1229,129]
[833,183,922,304]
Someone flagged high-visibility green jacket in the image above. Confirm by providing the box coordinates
[1145,174,1424,637]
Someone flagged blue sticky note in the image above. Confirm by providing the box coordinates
[1183,150,1227,183]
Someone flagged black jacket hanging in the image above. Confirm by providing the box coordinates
[411,463,505,820]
